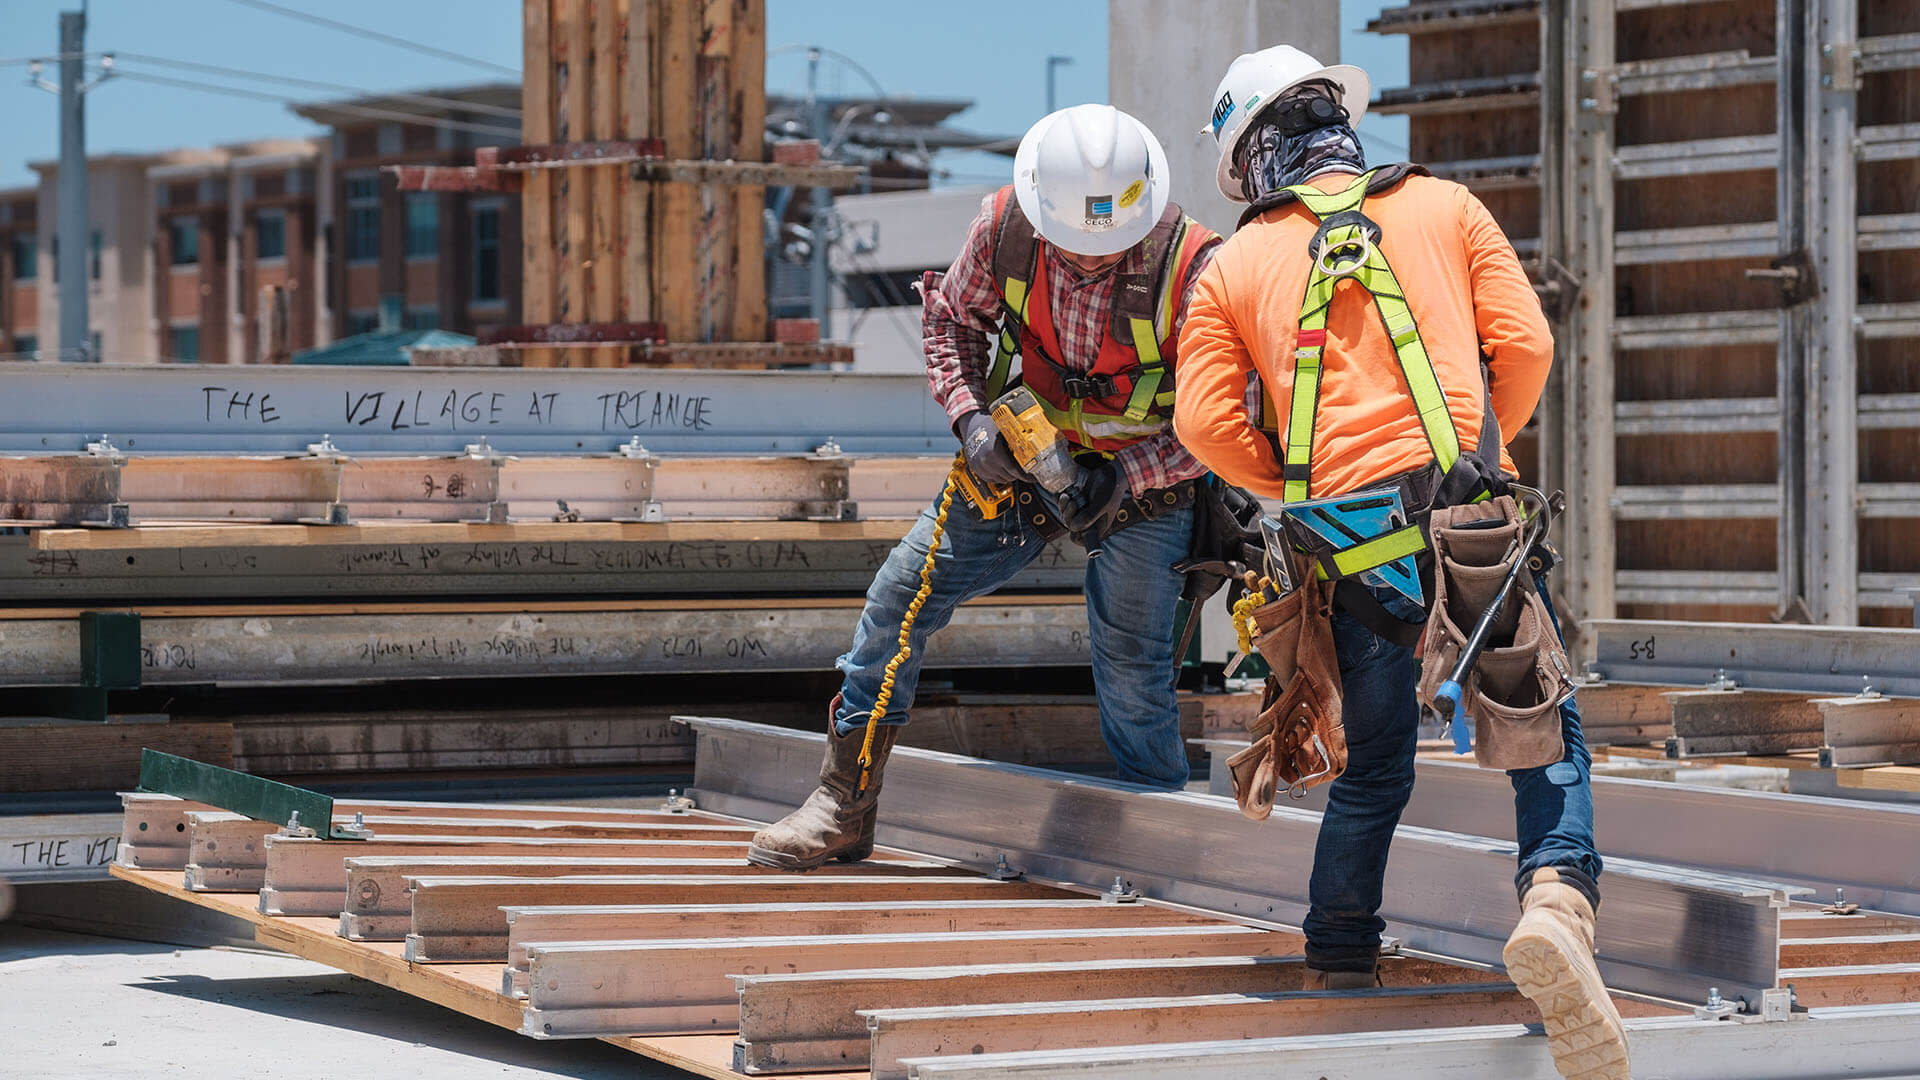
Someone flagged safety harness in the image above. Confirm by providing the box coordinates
[1252,165,1508,633]
[985,188,1212,450]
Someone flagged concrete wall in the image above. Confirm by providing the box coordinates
[1109,0,1341,235]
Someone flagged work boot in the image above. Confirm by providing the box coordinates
[1503,868,1630,1080]
[746,702,902,871]
[1301,967,1378,991]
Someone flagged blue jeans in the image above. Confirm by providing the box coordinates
[1302,576,1602,972]
[834,486,1195,790]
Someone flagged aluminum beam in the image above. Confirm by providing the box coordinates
[1189,744,1920,917]
[0,534,1085,603]
[0,811,124,883]
[1806,0,1860,624]
[1611,134,1775,180]
[1813,696,1920,768]
[684,718,1795,1006]
[898,1004,1920,1080]
[1588,620,1920,698]
[519,925,1283,1038]
[0,365,951,455]
[1664,689,1825,757]
[0,599,1091,687]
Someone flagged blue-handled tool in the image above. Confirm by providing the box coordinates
[1435,488,1558,755]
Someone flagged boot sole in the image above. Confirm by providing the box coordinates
[745,842,873,872]
[1503,920,1632,1080]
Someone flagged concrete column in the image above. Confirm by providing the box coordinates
[1108,0,1340,236]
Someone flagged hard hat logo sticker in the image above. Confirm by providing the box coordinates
[1117,180,1144,209]
[1084,195,1115,229]
[1211,91,1235,135]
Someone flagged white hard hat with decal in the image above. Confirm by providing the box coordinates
[1013,104,1169,257]
[1201,45,1370,203]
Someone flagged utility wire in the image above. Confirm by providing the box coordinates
[218,0,519,78]
[112,52,522,118]
[112,70,521,139]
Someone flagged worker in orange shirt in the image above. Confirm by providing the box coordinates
[1174,47,1627,1080]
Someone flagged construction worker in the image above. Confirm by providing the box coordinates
[749,104,1220,871]
[1172,47,1628,1080]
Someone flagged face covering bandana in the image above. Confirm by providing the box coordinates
[1235,82,1368,204]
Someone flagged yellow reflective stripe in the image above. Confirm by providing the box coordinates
[1154,219,1188,341]
[1130,317,1161,367]
[1155,388,1178,406]
[1328,524,1428,577]
[991,276,1034,398]
[1124,368,1163,422]
[1034,390,1167,441]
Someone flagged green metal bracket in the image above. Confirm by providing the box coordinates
[54,611,144,723]
[138,749,357,840]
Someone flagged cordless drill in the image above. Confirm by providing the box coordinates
[951,386,1103,552]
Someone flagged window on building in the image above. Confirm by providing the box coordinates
[403,306,439,331]
[472,206,501,302]
[167,325,199,362]
[89,330,102,361]
[345,176,380,262]
[256,211,286,260]
[405,194,439,258]
[9,235,32,281]
[169,219,199,266]
[346,310,379,336]
[89,230,101,281]
[11,334,37,359]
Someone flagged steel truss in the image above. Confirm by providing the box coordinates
[681,718,1794,1007]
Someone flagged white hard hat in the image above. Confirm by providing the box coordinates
[1201,45,1370,203]
[1012,104,1170,258]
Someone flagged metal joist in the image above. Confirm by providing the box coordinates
[1807,0,1860,625]
[1588,619,1920,698]
[897,1004,1920,1080]
[1857,32,1920,75]
[1860,302,1920,341]
[1612,135,1777,180]
[1815,696,1920,767]
[1612,397,1781,435]
[1858,213,1920,252]
[1613,310,1777,350]
[0,599,1092,688]
[0,366,952,456]
[1615,50,1776,96]
[1613,221,1780,265]
[1613,570,1779,607]
[682,718,1794,1007]
[1858,122,1920,162]
[1610,484,1781,520]
[1366,0,1541,35]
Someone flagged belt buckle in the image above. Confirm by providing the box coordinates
[1063,373,1115,399]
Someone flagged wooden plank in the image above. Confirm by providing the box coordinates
[29,516,919,551]
[650,0,700,342]
[693,0,738,343]
[1779,935,1920,968]
[588,0,622,370]
[520,925,1292,1037]
[1780,909,1920,939]
[1780,962,1920,1008]
[0,721,232,792]
[1837,765,1920,794]
[522,0,556,326]
[504,898,1216,967]
[734,953,1494,1074]
[409,874,1073,956]
[557,0,589,331]
[619,0,651,327]
[730,0,767,343]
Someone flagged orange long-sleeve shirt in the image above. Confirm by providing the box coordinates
[1174,171,1553,500]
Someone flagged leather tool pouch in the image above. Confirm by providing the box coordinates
[1417,496,1575,770]
[1226,553,1346,819]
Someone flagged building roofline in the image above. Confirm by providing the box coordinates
[289,81,522,127]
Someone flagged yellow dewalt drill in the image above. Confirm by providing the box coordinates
[952,386,1100,551]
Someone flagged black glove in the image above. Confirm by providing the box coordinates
[957,411,1023,485]
[1060,459,1128,534]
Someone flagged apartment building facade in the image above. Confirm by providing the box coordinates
[0,189,35,358]
[292,83,524,343]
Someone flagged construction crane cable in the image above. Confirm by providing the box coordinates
[111,51,522,118]
[111,70,521,139]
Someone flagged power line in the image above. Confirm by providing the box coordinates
[218,0,519,78]
[112,70,521,139]
[112,52,522,118]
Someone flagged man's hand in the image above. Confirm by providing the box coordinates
[1061,459,1128,533]
[957,411,1023,485]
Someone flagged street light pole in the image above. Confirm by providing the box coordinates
[1046,55,1074,114]
[31,7,114,362]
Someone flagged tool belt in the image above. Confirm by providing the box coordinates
[1010,477,1200,544]
[1225,548,1347,818]
[1415,495,1576,770]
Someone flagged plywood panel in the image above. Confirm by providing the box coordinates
[1615,259,1779,317]
[1618,519,1776,571]
[1615,432,1776,485]
[1617,0,1773,63]
[1862,430,1920,484]
[1616,172,1774,231]
[1616,345,1774,400]
[1408,22,1537,84]
[650,0,700,343]
[522,0,556,326]
[1861,250,1920,306]
[1409,107,1538,163]
[1618,85,1775,145]
[1860,519,1920,574]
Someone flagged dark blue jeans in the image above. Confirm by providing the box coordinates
[1302,577,1601,972]
[833,487,1196,790]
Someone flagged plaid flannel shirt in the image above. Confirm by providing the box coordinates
[923,193,1220,497]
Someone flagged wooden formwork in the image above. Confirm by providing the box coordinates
[1370,0,1920,631]
[107,790,1689,1079]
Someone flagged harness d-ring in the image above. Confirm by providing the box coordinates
[1313,231,1374,280]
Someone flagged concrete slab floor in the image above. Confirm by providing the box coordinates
[0,924,693,1079]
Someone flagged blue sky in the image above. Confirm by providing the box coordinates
[0,0,1408,190]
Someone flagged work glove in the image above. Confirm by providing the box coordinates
[957,411,1023,485]
[1060,459,1128,534]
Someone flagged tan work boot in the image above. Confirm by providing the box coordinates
[1503,868,1631,1080]
[746,704,902,871]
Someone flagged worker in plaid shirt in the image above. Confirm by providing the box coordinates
[749,105,1222,872]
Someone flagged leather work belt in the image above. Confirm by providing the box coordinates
[1015,478,1200,544]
